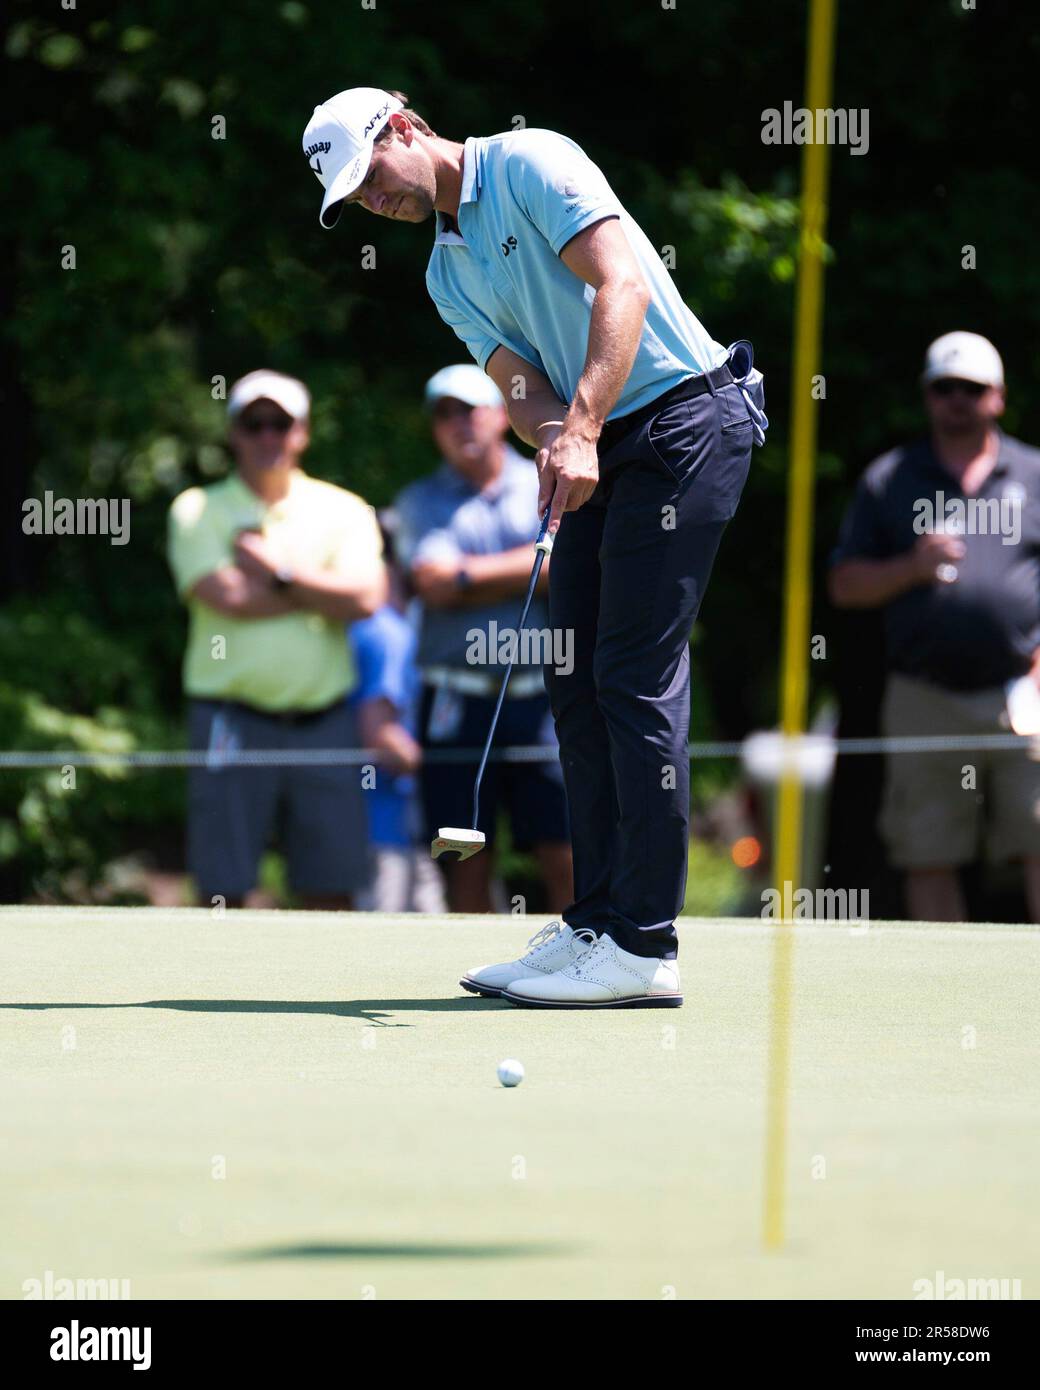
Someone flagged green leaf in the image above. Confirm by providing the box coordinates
[38,34,85,69]
[119,27,156,53]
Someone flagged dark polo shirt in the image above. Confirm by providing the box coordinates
[830,432,1040,691]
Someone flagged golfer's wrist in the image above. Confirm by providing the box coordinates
[560,409,602,444]
[534,419,565,443]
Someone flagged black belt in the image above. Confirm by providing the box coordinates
[211,697,342,726]
[598,361,736,455]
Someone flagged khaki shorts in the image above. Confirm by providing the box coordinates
[879,673,1040,868]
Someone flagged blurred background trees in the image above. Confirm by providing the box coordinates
[2,0,1036,900]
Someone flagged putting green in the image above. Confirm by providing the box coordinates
[2,908,1037,1300]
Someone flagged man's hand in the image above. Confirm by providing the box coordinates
[376,727,423,776]
[412,556,462,608]
[534,422,562,517]
[540,427,600,534]
[357,697,423,775]
[909,532,965,583]
[191,566,297,618]
[233,529,280,580]
[830,538,964,611]
[231,528,385,619]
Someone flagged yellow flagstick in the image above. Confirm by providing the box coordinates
[764,0,838,1251]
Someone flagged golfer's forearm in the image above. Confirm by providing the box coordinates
[565,276,649,440]
[505,385,569,450]
[287,564,388,621]
[827,554,921,608]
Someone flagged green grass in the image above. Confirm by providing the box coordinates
[2,907,1037,1300]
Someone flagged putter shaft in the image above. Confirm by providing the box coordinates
[469,507,553,831]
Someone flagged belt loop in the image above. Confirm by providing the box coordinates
[704,361,719,398]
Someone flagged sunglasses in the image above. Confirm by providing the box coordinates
[928,379,988,399]
[238,415,294,435]
[431,399,476,422]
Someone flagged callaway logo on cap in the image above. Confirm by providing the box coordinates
[301,87,404,229]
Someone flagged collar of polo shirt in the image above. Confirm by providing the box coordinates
[924,428,1011,481]
[434,138,484,242]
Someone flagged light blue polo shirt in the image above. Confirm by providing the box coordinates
[425,128,728,421]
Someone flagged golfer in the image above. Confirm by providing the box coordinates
[303,88,767,1006]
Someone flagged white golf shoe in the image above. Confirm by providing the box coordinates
[502,932,682,1009]
[459,921,596,999]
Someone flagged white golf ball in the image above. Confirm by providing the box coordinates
[497,1058,524,1088]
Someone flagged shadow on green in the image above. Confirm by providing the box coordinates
[222,1240,575,1262]
[1,997,505,1026]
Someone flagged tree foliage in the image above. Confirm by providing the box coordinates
[2,0,1036,894]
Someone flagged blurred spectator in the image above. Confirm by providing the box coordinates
[828,333,1040,922]
[395,365,573,914]
[350,511,447,913]
[166,369,386,909]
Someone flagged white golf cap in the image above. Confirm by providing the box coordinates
[921,332,1004,389]
[424,364,504,410]
[302,87,405,229]
[227,370,310,421]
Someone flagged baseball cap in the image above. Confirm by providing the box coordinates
[424,364,505,411]
[921,332,1004,389]
[227,370,310,421]
[302,87,405,229]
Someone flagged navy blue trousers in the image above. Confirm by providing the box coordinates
[544,364,754,958]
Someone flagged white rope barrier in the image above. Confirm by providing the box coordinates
[0,730,1033,770]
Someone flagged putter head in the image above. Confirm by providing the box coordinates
[431,827,486,862]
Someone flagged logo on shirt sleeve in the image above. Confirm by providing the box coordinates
[554,171,584,199]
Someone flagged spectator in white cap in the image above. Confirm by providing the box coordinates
[393,364,573,916]
[166,368,387,910]
[829,333,1040,922]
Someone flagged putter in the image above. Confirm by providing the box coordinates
[431,505,554,862]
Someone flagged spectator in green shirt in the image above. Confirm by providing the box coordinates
[167,369,386,909]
